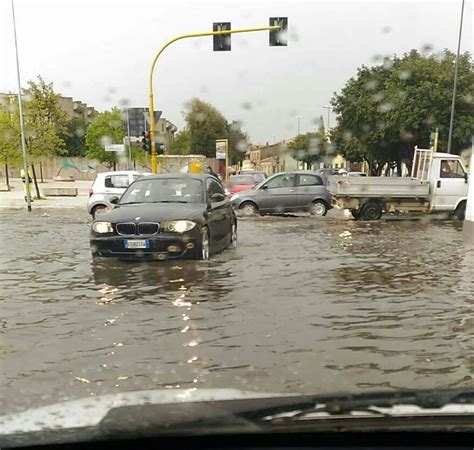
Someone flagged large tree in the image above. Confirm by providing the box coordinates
[64,117,88,157]
[288,120,327,169]
[23,76,68,160]
[85,109,125,168]
[0,109,21,189]
[331,49,474,175]
[168,98,250,161]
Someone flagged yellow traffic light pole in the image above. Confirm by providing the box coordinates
[148,24,281,174]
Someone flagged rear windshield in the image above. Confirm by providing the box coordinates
[228,176,255,186]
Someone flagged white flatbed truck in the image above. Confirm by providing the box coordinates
[328,148,469,220]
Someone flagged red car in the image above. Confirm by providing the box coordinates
[224,175,257,199]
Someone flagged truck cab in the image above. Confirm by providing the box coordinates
[429,153,468,213]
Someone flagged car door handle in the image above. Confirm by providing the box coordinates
[437,180,441,188]
[288,189,296,192]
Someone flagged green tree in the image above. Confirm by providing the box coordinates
[169,129,192,155]
[331,49,474,175]
[227,120,250,165]
[64,117,88,156]
[23,76,68,160]
[0,108,21,189]
[288,120,327,168]
[85,109,125,168]
[182,98,229,157]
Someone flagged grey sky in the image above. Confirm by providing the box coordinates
[1,0,471,143]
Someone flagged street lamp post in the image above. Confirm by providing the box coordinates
[126,108,132,169]
[10,0,31,211]
[447,0,465,154]
[297,115,303,135]
[323,105,332,133]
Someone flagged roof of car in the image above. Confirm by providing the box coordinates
[96,170,141,177]
[135,173,216,181]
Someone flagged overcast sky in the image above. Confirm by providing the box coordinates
[1,0,472,143]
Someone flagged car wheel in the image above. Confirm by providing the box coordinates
[454,201,466,221]
[230,221,237,248]
[239,202,258,216]
[199,227,210,260]
[360,201,383,220]
[92,205,110,219]
[309,200,328,216]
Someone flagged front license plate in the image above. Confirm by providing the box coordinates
[124,239,149,249]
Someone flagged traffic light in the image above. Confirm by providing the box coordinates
[213,22,231,51]
[141,131,150,152]
[269,17,288,46]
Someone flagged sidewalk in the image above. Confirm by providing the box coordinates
[0,178,92,209]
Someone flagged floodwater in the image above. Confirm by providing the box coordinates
[1,209,473,414]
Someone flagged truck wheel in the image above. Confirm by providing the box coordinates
[351,209,361,220]
[360,201,383,220]
[454,201,466,221]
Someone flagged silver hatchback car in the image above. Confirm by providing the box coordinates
[230,171,331,216]
[87,171,148,218]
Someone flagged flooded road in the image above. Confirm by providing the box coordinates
[1,209,473,414]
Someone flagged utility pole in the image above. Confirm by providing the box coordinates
[11,0,31,211]
[126,108,132,169]
[447,0,465,154]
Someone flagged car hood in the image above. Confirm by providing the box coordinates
[98,203,206,223]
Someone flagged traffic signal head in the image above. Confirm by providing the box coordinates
[213,22,231,51]
[269,17,288,46]
[142,131,150,151]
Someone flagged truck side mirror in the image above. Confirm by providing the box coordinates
[464,172,468,183]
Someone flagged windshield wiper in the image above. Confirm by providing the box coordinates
[243,389,474,422]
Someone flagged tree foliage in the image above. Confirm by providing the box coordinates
[22,76,68,160]
[169,98,250,162]
[64,117,88,157]
[288,119,327,168]
[85,109,125,167]
[331,49,474,174]
[0,107,21,167]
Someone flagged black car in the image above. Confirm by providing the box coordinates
[90,174,237,260]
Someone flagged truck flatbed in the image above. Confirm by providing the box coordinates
[327,176,430,199]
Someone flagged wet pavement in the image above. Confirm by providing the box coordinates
[1,209,473,414]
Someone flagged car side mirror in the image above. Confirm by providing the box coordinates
[109,196,119,205]
[261,184,268,190]
[211,192,225,202]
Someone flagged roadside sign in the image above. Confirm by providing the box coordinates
[144,110,163,126]
[216,140,227,159]
[105,144,126,152]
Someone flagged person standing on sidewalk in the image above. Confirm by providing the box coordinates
[20,167,33,202]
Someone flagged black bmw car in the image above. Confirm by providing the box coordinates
[90,174,237,260]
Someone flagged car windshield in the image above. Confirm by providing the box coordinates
[1,0,473,445]
[120,178,204,204]
[227,175,255,186]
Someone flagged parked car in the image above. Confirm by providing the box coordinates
[346,171,367,177]
[87,171,146,218]
[224,175,257,199]
[239,170,266,184]
[90,174,237,260]
[231,171,331,216]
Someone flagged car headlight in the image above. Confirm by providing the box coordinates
[92,221,113,234]
[163,220,197,233]
[230,193,239,201]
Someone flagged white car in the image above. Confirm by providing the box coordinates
[87,171,148,218]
